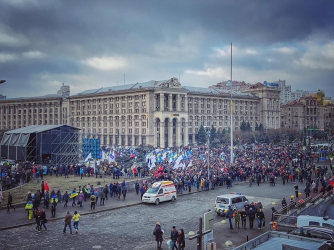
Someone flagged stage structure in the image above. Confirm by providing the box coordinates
[0,125,101,166]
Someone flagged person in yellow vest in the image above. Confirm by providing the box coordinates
[72,211,80,234]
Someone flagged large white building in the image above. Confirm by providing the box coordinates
[0,78,282,147]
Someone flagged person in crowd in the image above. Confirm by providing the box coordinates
[72,211,80,234]
[248,207,256,229]
[40,208,48,231]
[99,188,105,206]
[170,226,179,250]
[257,208,265,230]
[63,191,69,207]
[153,222,163,250]
[6,192,15,211]
[234,209,241,229]
[35,207,42,232]
[240,208,247,229]
[121,184,127,201]
[226,205,234,230]
[177,228,185,250]
[135,181,140,195]
[78,191,84,207]
[63,211,72,235]
[90,193,96,210]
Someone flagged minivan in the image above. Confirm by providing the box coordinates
[297,215,334,228]
[215,194,248,216]
[142,181,177,205]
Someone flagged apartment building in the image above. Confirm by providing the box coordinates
[280,93,334,134]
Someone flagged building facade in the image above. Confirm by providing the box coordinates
[0,78,275,148]
[280,93,334,135]
[243,83,281,129]
[276,79,309,104]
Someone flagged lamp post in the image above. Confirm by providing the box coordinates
[205,126,211,188]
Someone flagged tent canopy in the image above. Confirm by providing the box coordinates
[0,125,80,165]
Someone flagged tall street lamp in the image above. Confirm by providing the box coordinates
[205,126,211,189]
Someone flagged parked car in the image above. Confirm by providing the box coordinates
[288,226,334,241]
[215,194,248,216]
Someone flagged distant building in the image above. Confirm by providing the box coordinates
[0,78,264,147]
[274,80,309,104]
[280,91,334,135]
[209,81,251,91]
[243,83,281,129]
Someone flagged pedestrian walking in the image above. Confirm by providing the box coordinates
[99,188,105,205]
[170,226,179,250]
[177,228,185,250]
[63,191,69,207]
[35,207,42,232]
[40,209,48,230]
[234,209,241,229]
[63,211,73,235]
[248,207,255,229]
[90,193,96,210]
[257,208,265,229]
[71,188,77,206]
[240,209,247,229]
[304,186,310,198]
[135,181,140,195]
[122,185,127,201]
[226,205,233,230]
[153,222,163,250]
[6,192,15,211]
[78,191,84,207]
[140,185,145,200]
[72,211,80,234]
[294,184,299,198]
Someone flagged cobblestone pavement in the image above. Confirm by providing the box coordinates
[0,183,286,250]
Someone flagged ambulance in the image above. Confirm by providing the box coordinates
[142,181,177,205]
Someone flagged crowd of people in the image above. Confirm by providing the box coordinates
[0,142,333,247]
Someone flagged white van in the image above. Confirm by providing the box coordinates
[215,194,248,216]
[297,215,334,228]
[142,181,177,205]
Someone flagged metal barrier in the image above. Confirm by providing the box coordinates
[273,192,334,225]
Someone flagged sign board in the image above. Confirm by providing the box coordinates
[171,114,180,117]
[263,81,279,88]
[204,211,214,250]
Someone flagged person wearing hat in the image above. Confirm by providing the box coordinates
[153,222,163,250]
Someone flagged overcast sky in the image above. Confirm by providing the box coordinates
[0,0,334,99]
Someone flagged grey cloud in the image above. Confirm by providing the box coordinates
[0,0,334,99]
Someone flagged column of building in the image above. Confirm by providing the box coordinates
[168,119,173,147]
[159,93,165,147]
[168,94,172,111]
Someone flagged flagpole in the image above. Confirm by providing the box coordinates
[230,43,234,165]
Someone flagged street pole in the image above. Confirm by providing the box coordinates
[230,43,233,165]
[206,128,211,188]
